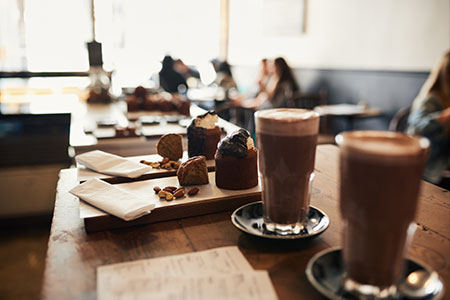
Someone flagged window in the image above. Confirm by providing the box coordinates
[0,0,221,88]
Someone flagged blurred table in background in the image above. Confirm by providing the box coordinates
[186,85,228,111]
[70,100,238,157]
[315,103,382,134]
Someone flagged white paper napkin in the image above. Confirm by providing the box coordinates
[76,150,152,178]
[70,178,155,221]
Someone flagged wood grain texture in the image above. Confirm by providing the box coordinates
[42,145,450,300]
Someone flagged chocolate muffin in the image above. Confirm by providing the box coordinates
[177,156,209,186]
[187,111,221,160]
[215,129,258,190]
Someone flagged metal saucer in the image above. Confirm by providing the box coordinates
[305,248,445,300]
[231,201,330,240]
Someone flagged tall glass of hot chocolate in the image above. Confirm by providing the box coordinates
[255,108,319,235]
[336,131,429,298]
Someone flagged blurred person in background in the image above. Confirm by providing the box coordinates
[212,60,238,121]
[159,55,187,93]
[210,58,221,74]
[256,58,271,95]
[407,50,450,189]
[232,57,299,110]
[174,59,200,81]
[214,60,238,93]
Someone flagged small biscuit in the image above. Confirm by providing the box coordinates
[156,133,183,161]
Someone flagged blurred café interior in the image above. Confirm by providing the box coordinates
[0,0,449,299]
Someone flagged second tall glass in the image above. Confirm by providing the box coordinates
[336,131,429,298]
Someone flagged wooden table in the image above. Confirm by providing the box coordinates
[41,145,450,299]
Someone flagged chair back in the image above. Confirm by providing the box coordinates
[287,88,328,110]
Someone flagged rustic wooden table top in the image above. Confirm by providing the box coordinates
[41,145,450,300]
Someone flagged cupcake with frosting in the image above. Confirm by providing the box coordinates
[187,111,221,160]
[214,129,258,190]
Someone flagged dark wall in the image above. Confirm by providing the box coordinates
[233,66,429,133]
[0,113,71,167]
[296,68,429,131]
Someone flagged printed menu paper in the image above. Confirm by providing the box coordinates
[97,246,278,300]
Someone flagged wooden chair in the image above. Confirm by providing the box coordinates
[230,106,256,134]
[287,88,328,110]
[215,88,329,139]
[286,88,333,142]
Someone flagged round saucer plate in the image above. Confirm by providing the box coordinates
[231,201,330,240]
[305,248,445,300]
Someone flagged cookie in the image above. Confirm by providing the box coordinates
[156,133,183,161]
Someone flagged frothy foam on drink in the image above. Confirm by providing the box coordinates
[336,131,429,164]
[255,108,319,136]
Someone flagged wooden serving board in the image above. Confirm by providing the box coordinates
[79,172,261,233]
[77,152,216,183]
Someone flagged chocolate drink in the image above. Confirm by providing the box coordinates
[338,131,429,288]
[259,134,317,223]
[255,109,319,230]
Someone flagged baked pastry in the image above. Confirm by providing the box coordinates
[126,95,142,112]
[215,129,258,190]
[158,99,176,112]
[133,86,148,99]
[176,99,191,116]
[187,111,221,160]
[126,87,191,114]
[172,93,191,116]
[143,97,159,111]
[156,133,183,161]
[87,87,112,103]
[115,124,137,137]
[177,156,209,186]
[126,86,148,111]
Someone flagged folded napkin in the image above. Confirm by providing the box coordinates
[76,150,151,178]
[70,178,155,221]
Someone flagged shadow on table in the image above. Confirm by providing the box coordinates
[236,230,327,253]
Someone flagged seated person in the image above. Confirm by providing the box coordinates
[256,58,271,95]
[214,60,238,94]
[174,59,200,80]
[232,57,299,110]
[212,60,238,121]
[407,50,450,189]
[159,55,187,93]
